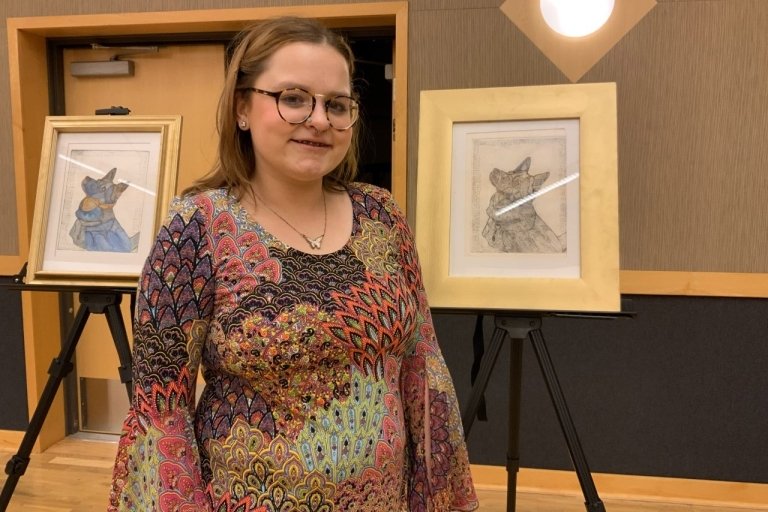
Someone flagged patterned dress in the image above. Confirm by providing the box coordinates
[108,183,478,511]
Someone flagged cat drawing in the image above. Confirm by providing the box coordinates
[69,167,139,252]
[482,157,565,253]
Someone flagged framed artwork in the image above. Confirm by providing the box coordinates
[416,83,620,312]
[26,115,182,288]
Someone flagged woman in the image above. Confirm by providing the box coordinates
[109,16,478,512]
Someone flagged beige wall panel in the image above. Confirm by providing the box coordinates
[408,0,768,273]
[0,23,18,256]
[590,0,768,272]
[412,0,501,10]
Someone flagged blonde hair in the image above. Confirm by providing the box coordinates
[183,16,359,197]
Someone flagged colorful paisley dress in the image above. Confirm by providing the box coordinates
[108,183,478,511]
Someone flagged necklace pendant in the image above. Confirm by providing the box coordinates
[304,235,324,250]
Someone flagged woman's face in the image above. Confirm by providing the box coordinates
[238,42,354,186]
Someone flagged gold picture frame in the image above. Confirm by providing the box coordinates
[416,83,620,312]
[26,115,182,288]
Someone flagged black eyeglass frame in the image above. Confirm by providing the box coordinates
[240,87,360,131]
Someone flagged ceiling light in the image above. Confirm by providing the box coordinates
[540,0,616,37]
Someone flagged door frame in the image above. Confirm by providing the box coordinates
[6,2,408,449]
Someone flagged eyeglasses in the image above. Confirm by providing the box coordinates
[241,87,360,131]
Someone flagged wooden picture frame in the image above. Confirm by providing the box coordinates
[416,83,620,312]
[26,115,182,288]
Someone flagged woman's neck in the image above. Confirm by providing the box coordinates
[248,175,326,213]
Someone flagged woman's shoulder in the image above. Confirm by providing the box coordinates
[347,182,403,212]
[166,187,232,224]
[347,182,407,228]
[348,181,390,198]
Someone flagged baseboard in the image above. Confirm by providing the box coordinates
[0,430,25,451]
[0,429,46,454]
[471,464,768,509]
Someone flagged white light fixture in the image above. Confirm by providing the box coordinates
[540,0,616,38]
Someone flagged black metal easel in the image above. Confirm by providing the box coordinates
[0,265,135,511]
[462,308,633,512]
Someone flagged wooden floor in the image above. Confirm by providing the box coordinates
[0,435,764,512]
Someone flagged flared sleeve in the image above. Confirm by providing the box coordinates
[387,195,480,511]
[108,197,216,512]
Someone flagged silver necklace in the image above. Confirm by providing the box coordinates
[250,186,327,250]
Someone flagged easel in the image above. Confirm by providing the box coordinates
[461,307,633,512]
[0,264,135,511]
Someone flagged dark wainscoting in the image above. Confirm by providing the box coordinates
[435,294,768,484]
[1,290,766,483]
[0,276,28,430]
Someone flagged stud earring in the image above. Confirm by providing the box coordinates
[239,120,248,129]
